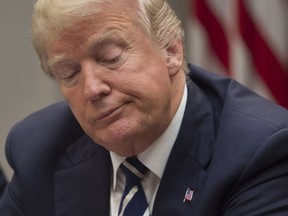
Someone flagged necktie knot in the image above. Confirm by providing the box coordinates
[120,157,148,186]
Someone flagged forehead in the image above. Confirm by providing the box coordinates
[46,1,147,68]
[47,2,140,55]
[47,28,132,68]
[61,2,137,40]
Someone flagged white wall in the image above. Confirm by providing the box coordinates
[0,0,188,180]
[0,0,62,180]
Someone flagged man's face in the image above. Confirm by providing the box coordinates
[46,2,184,156]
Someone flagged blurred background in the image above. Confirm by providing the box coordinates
[0,0,287,181]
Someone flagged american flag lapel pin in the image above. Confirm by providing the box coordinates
[183,188,194,203]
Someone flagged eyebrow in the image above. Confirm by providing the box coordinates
[47,54,71,71]
[85,29,129,53]
[47,29,129,69]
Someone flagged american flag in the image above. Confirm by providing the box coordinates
[183,188,194,202]
[187,0,288,108]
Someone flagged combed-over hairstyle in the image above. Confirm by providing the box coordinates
[32,0,184,76]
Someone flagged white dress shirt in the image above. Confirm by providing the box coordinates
[110,85,187,216]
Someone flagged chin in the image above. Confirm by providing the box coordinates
[88,117,149,150]
[97,128,143,151]
[106,140,147,157]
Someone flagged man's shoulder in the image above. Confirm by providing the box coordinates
[5,101,83,171]
[188,64,288,169]
[188,64,288,130]
[8,101,82,138]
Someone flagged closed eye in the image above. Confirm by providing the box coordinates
[102,55,121,64]
[54,65,81,84]
[62,69,79,81]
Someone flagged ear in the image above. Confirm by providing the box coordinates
[166,40,183,76]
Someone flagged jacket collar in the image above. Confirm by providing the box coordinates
[54,135,111,216]
[152,77,216,215]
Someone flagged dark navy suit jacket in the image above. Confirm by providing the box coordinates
[0,167,6,198]
[1,65,288,215]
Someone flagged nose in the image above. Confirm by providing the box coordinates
[82,61,111,101]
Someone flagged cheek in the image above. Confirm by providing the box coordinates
[60,87,87,119]
[122,70,172,117]
[60,84,83,104]
[132,82,172,125]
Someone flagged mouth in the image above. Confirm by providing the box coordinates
[95,104,124,121]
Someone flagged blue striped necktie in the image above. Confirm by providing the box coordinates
[118,157,149,216]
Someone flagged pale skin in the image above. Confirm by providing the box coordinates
[46,1,186,157]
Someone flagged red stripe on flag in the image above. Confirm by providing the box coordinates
[238,0,288,108]
[193,0,230,74]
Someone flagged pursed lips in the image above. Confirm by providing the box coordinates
[95,105,124,121]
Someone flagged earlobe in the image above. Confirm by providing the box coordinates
[166,40,183,76]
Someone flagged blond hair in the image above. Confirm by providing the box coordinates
[32,0,185,76]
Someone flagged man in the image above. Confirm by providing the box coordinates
[1,0,288,215]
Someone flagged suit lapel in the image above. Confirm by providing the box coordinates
[54,135,111,216]
[153,78,216,215]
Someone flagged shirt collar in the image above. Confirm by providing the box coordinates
[110,85,187,189]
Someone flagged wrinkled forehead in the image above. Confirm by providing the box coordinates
[44,1,141,50]
[45,8,149,71]
[48,0,141,43]
[38,0,146,73]
[51,11,139,48]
